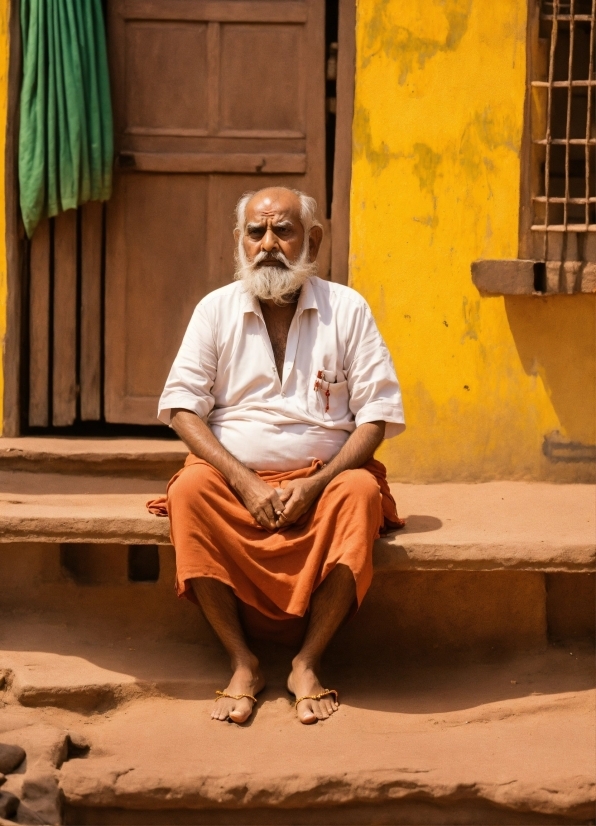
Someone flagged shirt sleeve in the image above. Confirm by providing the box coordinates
[157,300,218,425]
[344,300,405,438]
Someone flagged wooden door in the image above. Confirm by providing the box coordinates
[104,0,327,424]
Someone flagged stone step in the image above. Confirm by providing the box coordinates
[0,474,593,571]
[0,478,593,664]
[0,620,228,712]
[0,621,593,825]
[0,437,187,479]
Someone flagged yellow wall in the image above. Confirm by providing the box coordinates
[0,0,8,433]
[351,0,596,482]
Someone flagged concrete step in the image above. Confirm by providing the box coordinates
[0,477,593,824]
[0,619,227,712]
[0,478,593,662]
[0,628,593,825]
[0,474,594,572]
[0,438,187,480]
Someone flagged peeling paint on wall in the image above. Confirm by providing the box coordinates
[352,0,595,482]
[362,0,473,81]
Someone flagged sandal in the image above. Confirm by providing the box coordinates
[294,688,339,708]
[214,690,258,723]
[215,690,258,704]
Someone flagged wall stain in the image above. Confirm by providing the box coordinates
[458,106,520,184]
[412,143,442,231]
[363,0,473,81]
[461,296,480,342]
[352,107,403,176]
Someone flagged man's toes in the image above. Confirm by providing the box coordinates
[212,701,231,720]
[229,705,250,723]
[297,702,317,724]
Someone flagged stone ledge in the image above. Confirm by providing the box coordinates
[0,478,592,572]
[0,437,187,479]
[472,258,596,295]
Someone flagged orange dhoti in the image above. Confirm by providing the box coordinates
[148,455,403,623]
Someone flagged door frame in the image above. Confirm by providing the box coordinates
[2,0,356,436]
[330,0,356,285]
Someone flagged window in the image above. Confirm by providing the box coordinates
[473,0,595,294]
[523,0,595,290]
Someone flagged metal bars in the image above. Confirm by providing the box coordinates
[531,0,596,250]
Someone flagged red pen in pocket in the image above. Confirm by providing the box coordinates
[313,370,331,413]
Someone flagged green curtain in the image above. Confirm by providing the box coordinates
[19,0,113,238]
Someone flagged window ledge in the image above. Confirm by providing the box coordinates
[472,259,596,295]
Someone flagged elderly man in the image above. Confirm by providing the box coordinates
[151,186,405,725]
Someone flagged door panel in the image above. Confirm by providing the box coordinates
[126,23,210,133]
[105,0,326,424]
[218,24,304,133]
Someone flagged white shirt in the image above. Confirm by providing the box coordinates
[158,277,405,471]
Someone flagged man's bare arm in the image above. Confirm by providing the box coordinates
[277,421,385,526]
[170,409,285,531]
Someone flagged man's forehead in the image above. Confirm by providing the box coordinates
[245,191,301,224]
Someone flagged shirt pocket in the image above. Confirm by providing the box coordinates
[310,371,350,421]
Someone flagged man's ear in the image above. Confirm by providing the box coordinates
[308,225,323,261]
[234,228,241,244]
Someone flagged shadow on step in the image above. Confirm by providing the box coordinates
[63,798,593,826]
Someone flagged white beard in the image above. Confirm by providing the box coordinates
[234,241,318,305]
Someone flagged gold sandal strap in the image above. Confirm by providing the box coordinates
[294,688,338,707]
[215,690,257,704]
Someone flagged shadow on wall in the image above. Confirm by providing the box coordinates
[505,294,596,450]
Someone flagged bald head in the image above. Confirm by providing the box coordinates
[246,187,302,226]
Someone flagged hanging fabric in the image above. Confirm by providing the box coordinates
[18,0,113,238]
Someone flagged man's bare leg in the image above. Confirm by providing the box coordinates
[191,577,265,723]
[287,563,355,724]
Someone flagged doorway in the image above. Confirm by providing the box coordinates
[10,0,354,434]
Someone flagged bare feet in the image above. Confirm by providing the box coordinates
[287,658,339,724]
[212,658,265,724]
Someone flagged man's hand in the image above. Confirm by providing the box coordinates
[275,477,324,528]
[234,470,286,531]
[171,409,284,531]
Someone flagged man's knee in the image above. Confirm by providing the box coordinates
[169,461,223,507]
[332,468,381,506]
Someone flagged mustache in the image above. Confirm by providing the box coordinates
[253,249,291,268]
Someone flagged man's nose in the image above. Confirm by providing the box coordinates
[260,228,278,252]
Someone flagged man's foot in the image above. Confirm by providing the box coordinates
[212,659,265,724]
[287,660,339,724]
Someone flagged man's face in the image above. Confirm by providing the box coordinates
[242,190,306,268]
[234,187,322,304]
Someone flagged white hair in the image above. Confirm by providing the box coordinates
[234,187,322,234]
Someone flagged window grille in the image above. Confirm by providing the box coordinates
[529,0,595,266]
[472,0,595,294]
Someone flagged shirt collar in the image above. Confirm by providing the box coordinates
[239,277,319,317]
[296,277,318,315]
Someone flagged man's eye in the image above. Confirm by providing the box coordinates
[249,229,264,239]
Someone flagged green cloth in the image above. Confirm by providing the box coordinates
[19,0,113,238]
